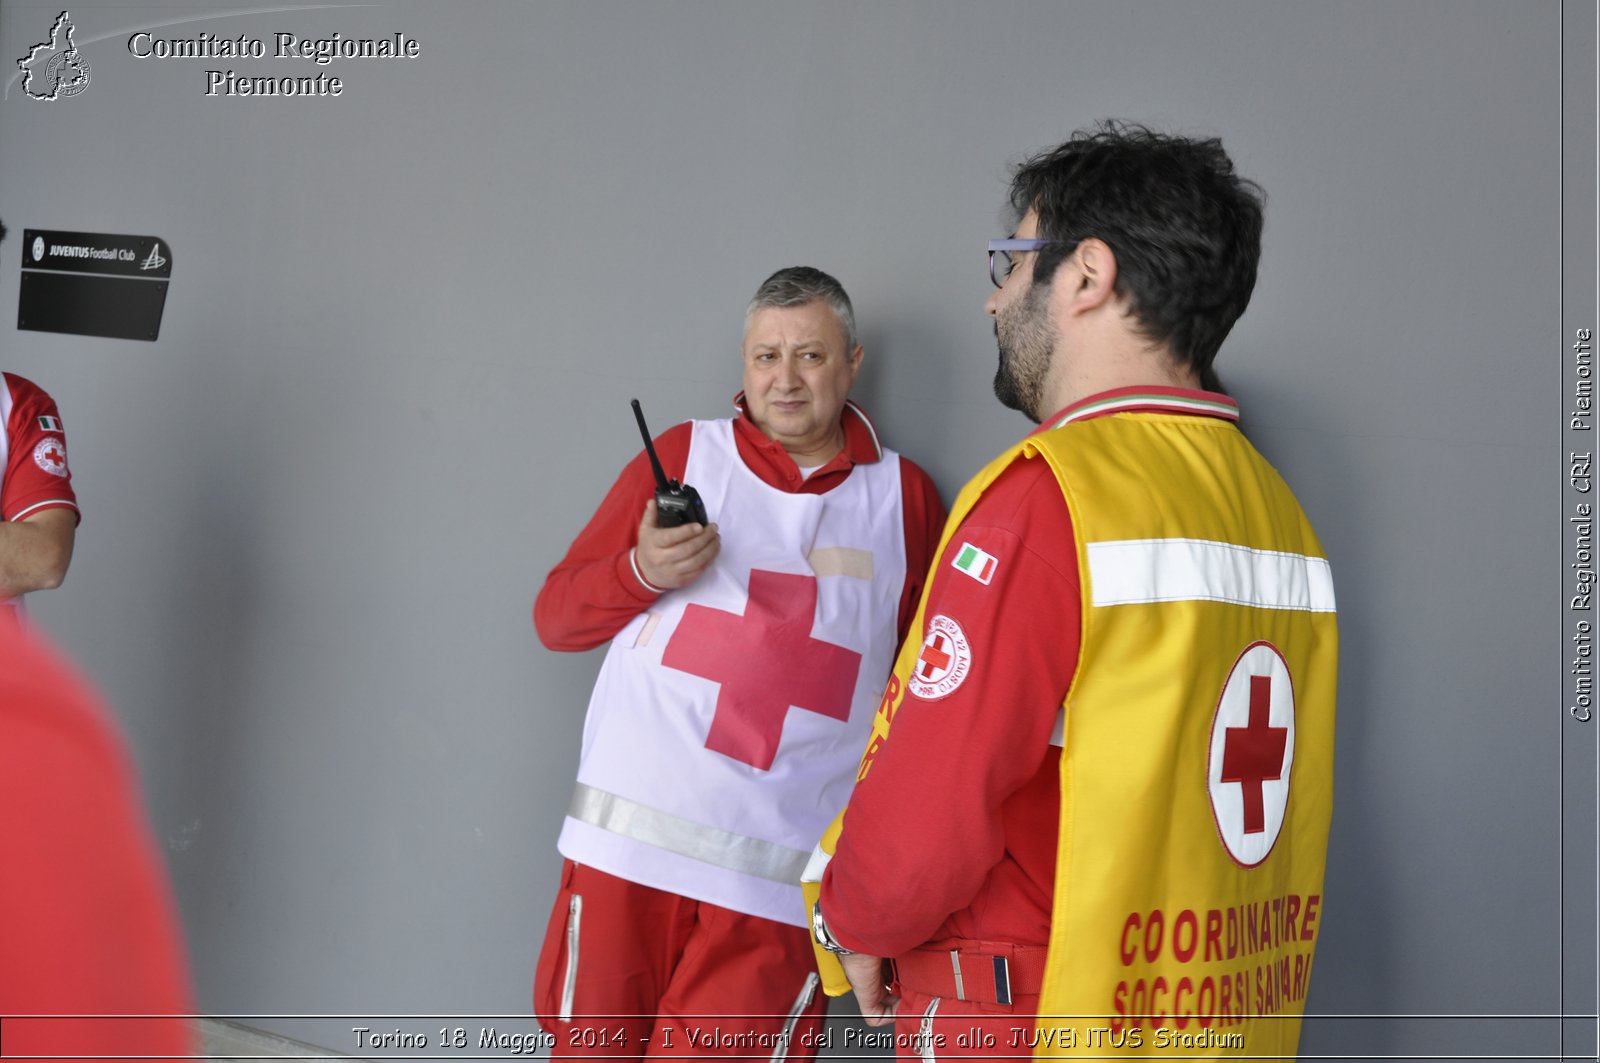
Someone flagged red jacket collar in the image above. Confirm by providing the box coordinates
[730,392,884,473]
[1033,385,1240,435]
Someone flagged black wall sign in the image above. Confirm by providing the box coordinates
[18,229,172,341]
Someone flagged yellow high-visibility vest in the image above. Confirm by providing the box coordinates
[806,400,1337,1059]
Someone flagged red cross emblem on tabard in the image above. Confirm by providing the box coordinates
[1220,675,1289,835]
[661,569,862,771]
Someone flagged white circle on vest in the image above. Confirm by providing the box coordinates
[1206,641,1295,868]
[908,614,971,701]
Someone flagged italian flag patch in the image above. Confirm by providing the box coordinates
[37,416,61,433]
[952,542,998,585]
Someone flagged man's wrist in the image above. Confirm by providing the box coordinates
[628,547,669,596]
[811,901,854,956]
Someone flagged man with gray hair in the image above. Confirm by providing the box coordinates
[532,266,945,1059]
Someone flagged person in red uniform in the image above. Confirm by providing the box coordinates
[811,124,1314,1056]
[533,267,945,1059]
[0,616,196,1059]
[0,219,183,1059]
[0,221,79,619]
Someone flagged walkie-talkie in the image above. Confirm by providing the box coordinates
[631,399,709,528]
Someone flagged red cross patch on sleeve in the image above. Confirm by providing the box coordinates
[907,614,972,701]
[32,438,68,478]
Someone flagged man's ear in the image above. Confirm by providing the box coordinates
[1052,237,1119,318]
[847,344,865,382]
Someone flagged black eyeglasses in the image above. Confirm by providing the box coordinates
[988,238,1073,288]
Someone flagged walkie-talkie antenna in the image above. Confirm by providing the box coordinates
[629,398,708,529]
[631,398,672,491]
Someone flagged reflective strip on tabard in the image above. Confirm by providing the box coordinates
[568,783,810,884]
[1085,538,1336,612]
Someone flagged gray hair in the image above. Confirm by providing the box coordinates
[745,266,858,350]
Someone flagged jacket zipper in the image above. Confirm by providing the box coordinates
[559,893,582,1022]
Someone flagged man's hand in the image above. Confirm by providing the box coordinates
[841,953,898,1027]
[634,500,719,591]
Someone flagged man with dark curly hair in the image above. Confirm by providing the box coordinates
[806,123,1339,1059]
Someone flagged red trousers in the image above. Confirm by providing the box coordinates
[534,860,828,1060]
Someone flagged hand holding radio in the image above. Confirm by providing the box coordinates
[634,499,719,591]
[632,399,709,528]
[630,399,718,591]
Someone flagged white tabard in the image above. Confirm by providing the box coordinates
[558,418,908,926]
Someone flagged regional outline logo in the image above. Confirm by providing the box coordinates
[907,614,972,701]
[1206,640,1295,868]
[17,11,91,101]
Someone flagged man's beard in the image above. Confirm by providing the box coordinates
[993,283,1056,423]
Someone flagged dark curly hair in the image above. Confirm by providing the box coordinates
[1009,121,1264,377]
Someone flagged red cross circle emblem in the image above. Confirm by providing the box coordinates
[907,615,971,701]
[661,569,862,771]
[1206,641,1296,868]
[32,438,67,478]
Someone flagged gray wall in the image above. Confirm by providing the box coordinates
[0,0,1588,1057]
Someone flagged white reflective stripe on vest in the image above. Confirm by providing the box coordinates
[799,841,831,885]
[1085,537,1336,612]
[568,783,811,884]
